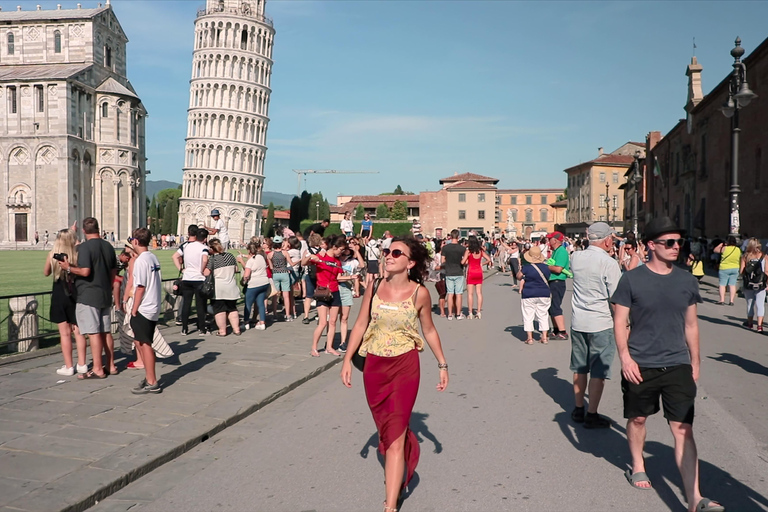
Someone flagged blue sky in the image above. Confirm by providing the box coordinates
[11,1,768,202]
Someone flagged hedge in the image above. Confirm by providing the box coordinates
[298,220,414,238]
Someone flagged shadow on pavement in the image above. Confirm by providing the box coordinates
[697,315,740,328]
[709,352,768,377]
[504,325,530,342]
[159,350,221,388]
[531,367,768,512]
[359,411,441,506]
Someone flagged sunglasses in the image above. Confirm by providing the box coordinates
[382,248,409,259]
[652,238,685,248]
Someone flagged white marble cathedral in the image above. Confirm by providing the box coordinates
[177,0,274,242]
[0,2,146,244]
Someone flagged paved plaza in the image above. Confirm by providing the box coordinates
[1,272,767,511]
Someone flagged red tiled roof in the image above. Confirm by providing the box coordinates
[261,210,290,220]
[550,199,568,207]
[439,172,499,184]
[563,153,634,173]
[445,180,497,189]
[339,194,420,213]
[497,188,564,193]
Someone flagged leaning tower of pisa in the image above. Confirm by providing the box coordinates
[177,0,274,243]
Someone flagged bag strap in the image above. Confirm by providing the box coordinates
[531,263,550,289]
[368,278,383,322]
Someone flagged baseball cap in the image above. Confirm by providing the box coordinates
[210,209,221,216]
[587,222,617,241]
[272,235,283,244]
[546,231,564,241]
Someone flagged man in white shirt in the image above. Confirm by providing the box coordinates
[172,226,210,335]
[129,228,163,394]
[205,209,229,248]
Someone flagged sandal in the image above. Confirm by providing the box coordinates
[624,469,653,490]
[539,339,549,344]
[310,350,320,357]
[383,502,398,512]
[106,367,119,376]
[78,370,107,380]
[215,332,227,337]
[233,331,242,336]
[524,339,534,345]
[695,498,725,512]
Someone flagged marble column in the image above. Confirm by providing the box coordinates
[113,176,121,240]
[127,177,135,233]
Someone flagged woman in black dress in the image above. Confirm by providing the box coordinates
[43,227,88,376]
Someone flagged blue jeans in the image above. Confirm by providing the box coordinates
[244,284,270,325]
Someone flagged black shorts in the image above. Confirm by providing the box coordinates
[621,364,696,424]
[212,299,238,315]
[361,229,371,238]
[316,290,342,308]
[548,280,566,316]
[130,312,157,345]
[367,260,379,275]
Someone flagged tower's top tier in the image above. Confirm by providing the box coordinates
[199,0,271,26]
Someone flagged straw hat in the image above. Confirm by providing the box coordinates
[523,245,545,264]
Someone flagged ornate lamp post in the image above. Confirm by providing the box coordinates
[630,151,643,236]
[720,37,757,239]
[604,182,610,223]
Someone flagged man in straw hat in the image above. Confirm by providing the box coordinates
[569,222,622,429]
[611,216,724,512]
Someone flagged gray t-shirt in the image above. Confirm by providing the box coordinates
[611,265,701,368]
[75,237,118,309]
[441,242,466,277]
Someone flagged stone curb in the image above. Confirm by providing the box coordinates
[58,356,343,512]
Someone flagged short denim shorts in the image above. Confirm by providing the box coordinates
[718,267,739,287]
[273,272,292,292]
[445,276,465,295]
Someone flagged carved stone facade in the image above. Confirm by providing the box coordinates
[0,3,146,243]
[177,0,274,243]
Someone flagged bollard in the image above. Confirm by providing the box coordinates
[8,296,40,352]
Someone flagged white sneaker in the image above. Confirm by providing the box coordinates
[243,324,250,331]
[255,323,266,330]
[447,315,454,321]
[456,314,466,320]
[56,365,75,376]
[76,364,88,374]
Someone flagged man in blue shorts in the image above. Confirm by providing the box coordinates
[441,229,468,320]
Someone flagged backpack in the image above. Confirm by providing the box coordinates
[743,258,766,291]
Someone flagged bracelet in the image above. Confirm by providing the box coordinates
[437,363,448,370]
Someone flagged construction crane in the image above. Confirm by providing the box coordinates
[292,169,379,197]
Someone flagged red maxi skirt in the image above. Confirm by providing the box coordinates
[363,349,421,490]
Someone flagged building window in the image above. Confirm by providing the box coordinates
[54,30,62,53]
[458,193,466,203]
[599,172,606,183]
[458,210,466,220]
[8,86,17,114]
[599,215,605,221]
[478,193,485,202]
[478,210,485,220]
[613,195,618,208]
[540,195,547,204]
[540,209,547,222]
[599,194,605,207]
[7,33,14,55]
[525,209,533,222]
[612,172,618,183]
[510,195,517,205]
[35,85,44,112]
[525,195,532,205]
[241,30,248,50]
[104,45,112,68]
[102,103,109,118]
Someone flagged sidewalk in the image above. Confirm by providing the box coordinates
[0,307,352,512]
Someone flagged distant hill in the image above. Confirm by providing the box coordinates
[146,180,294,209]
[146,180,181,199]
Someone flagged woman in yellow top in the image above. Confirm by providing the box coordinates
[714,235,741,305]
[341,237,449,512]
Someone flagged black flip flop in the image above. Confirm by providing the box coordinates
[78,370,107,380]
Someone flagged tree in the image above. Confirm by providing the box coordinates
[148,196,159,234]
[557,188,568,201]
[262,202,275,237]
[289,196,302,232]
[161,200,177,234]
[391,200,408,220]
[376,203,390,220]
[320,199,331,221]
[300,190,311,221]
[394,185,404,195]
[354,204,366,220]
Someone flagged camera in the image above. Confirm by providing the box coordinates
[52,253,67,262]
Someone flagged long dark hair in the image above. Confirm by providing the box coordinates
[391,237,428,285]
[468,235,482,254]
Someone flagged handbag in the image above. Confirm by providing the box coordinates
[200,255,216,299]
[352,278,382,372]
[313,285,332,302]
[434,279,447,297]
[172,271,183,296]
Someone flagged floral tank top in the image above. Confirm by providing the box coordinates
[359,285,424,358]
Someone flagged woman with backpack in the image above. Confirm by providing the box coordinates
[739,238,767,332]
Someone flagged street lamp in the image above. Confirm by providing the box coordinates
[630,151,643,236]
[720,37,758,239]
[604,182,610,223]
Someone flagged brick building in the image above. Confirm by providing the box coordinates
[645,38,768,238]
[0,3,147,244]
